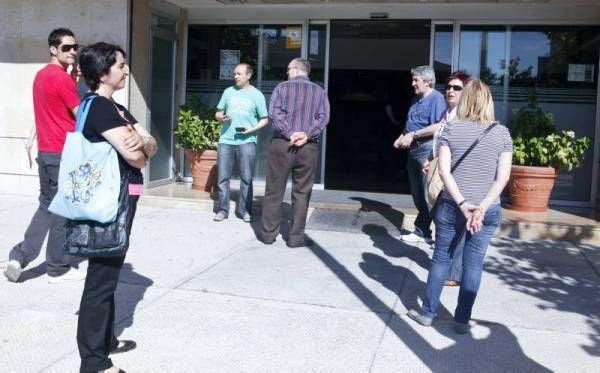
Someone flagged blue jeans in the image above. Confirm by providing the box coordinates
[406,140,434,238]
[422,199,502,323]
[216,143,256,217]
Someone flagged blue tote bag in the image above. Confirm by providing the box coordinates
[49,95,121,223]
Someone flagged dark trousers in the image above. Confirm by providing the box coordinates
[77,195,139,372]
[260,138,318,245]
[77,255,125,372]
[406,141,434,238]
[9,151,70,276]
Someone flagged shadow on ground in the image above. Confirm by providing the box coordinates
[302,196,552,371]
[114,262,154,336]
[486,237,600,357]
[306,232,550,371]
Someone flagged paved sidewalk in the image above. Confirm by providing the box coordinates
[1,193,599,372]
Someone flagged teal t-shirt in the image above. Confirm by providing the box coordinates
[216,86,268,145]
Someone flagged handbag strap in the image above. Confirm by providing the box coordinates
[450,122,498,173]
[75,95,98,133]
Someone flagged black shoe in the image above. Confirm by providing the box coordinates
[110,340,136,355]
[286,238,314,248]
[260,235,276,245]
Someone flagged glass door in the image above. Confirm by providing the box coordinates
[185,24,303,182]
[308,22,329,183]
[149,25,177,185]
[254,24,303,179]
[326,20,432,193]
[450,24,600,204]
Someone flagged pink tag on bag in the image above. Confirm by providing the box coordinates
[128,184,143,196]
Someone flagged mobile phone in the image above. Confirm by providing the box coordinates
[235,127,247,132]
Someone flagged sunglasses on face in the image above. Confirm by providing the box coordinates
[59,44,79,52]
[446,84,463,91]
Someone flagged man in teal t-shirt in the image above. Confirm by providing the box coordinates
[214,63,268,222]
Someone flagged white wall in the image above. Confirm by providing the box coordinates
[0,0,129,196]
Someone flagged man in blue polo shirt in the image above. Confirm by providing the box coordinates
[394,65,447,244]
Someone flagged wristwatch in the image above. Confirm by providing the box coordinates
[412,131,420,140]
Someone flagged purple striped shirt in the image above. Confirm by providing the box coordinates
[269,76,330,141]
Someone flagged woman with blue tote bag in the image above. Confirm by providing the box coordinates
[75,42,157,373]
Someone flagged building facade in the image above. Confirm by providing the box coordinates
[2,0,599,206]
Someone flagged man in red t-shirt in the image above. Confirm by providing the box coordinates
[4,28,86,284]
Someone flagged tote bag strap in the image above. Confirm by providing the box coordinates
[450,122,498,173]
[75,95,98,133]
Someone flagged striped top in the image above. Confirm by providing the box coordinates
[269,76,330,141]
[438,119,513,205]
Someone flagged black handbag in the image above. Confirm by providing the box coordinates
[64,172,132,258]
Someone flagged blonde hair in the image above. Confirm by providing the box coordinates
[456,79,495,124]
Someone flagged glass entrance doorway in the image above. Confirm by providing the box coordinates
[186,24,304,181]
[148,17,177,185]
[325,20,432,193]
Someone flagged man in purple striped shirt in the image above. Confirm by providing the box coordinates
[260,58,330,248]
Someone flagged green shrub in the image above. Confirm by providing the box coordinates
[509,89,591,170]
[174,96,221,152]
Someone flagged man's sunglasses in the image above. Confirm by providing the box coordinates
[60,44,79,52]
[446,84,463,91]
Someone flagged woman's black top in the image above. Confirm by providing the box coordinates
[81,93,144,184]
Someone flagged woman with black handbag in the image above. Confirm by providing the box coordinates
[75,42,157,373]
[408,80,513,334]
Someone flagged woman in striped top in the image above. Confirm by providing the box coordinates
[429,70,472,287]
[408,79,513,334]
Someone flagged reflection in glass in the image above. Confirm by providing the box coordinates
[507,26,600,202]
[308,24,327,183]
[149,37,175,182]
[458,26,508,123]
[309,24,327,87]
[459,26,506,87]
[455,24,599,202]
[433,24,453,88]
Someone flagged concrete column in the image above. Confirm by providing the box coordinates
[0,0,128,196]
[129,0,151,131]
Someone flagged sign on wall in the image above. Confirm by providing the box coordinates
[567,64,595,83]
[219,50,240,80]
[286,27,301,49]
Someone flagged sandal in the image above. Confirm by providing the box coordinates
[445,280,460,286]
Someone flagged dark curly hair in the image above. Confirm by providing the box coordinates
[445,70,472,85]
[77,42,126,91]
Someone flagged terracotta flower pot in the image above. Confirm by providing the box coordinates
[185,149,218,196]
[505,165,557,212]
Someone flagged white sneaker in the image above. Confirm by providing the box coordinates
[4,260,22,282]
[401,231,434,245]
[48,268,86,284]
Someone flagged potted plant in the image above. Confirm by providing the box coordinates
[174,96,221,194]
[506,89,592,212]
